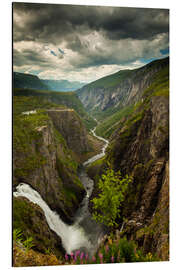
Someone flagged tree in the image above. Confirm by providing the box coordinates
[91,168,132,227]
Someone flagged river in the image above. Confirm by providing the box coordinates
[13,125,109,257]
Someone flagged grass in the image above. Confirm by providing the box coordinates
[14,88,96,130]
[78,69,133,92]
[95,105,134,138]
[142,66,169,100]
[95,62,169,139]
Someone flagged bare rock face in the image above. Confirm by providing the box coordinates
[106,93,169,259]
[47,109,92,155]
[13,197,65,258]
[13,116,85,224]
[77,57,169,117]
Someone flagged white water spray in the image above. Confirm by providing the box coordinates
[14,183,93,255]
[13,124,109,255]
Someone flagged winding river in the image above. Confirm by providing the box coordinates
[13,126,109,257]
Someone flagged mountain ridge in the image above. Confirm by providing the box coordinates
[13,71,85,92]
[77,57,169,120]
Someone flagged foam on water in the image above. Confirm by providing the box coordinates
[14,183,93,255]
[13,124,109,255]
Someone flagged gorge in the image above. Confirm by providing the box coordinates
[13,57,169,266]
[13,125,108,257]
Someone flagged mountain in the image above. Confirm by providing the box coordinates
[87,58,169,260]
[77,57,169,121]
[42,79,85,92]
[13,94,104,263]
[13,72,49,90]
[13,72,85,92]
[13,57,169,265]
[13,88,96,130]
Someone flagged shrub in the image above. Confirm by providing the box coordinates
[91,168,133,227]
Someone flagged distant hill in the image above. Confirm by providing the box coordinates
[13,72,48,90]
[42,79,85,92]
[13,72,85,92]
[13,88,96,130]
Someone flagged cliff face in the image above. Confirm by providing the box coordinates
[106,72,169,259]
[77,57,169,119]
[14,88,96,130]
[47,109,92,157]
[13,108,88,223]
[13,197,65,259]
[87,60,169,260]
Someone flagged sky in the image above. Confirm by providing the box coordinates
[13,3,169,83]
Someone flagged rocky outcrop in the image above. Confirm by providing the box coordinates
[106,92,169,259]
[77,57,169,119]
[13,197,65,258]
[47,109,92,156]
[13,111,85,223]
[87,59,169,260]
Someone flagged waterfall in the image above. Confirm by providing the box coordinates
[13,125,109,256]
[14,183,93,255]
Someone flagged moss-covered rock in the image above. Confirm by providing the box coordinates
[13,197,64,257]
[91,62,169,260]
[13,98,86,223]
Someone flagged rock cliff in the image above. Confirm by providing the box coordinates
[77,57,169,120]
[13,107,91,223]
[108,74,169,259]
[47,109,91,157]
[13,197,65,258]
[87,59,169,260]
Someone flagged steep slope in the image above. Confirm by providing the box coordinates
[77,57,169,121]
[13,94,105,265]
[88,62,169,260]
[13,104,86,223]
[13,72,48,90]
[14,88,96,130]
[13,197,65,259]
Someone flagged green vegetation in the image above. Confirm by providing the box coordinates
[143,65,169,100]
[91,168,132,227]
[13,228,23,243]
[13,198,36,238]
[14,72,49,90]
[43,79,85,92]
[13,228,61,266]
[14,88,96,130]
[13,197,63,258]
[13,228,34,251]
[77,69,132,92]
[95,61,169,139]
[13,95,66,116]
[13,106,49,177]
[96,105,134,138]
[95,236,158,263]
[23,237,35,252]
[63,236,158,265]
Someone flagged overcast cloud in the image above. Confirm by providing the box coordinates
[13,3,169,83]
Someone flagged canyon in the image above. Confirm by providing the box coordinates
[13,57,169,265]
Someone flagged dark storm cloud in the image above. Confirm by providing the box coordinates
[13,3,169,44]
[13,48,51,67]
[13,3,169,80]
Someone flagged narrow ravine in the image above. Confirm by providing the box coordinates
[13,124,109,257]
[83,127,109,166]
